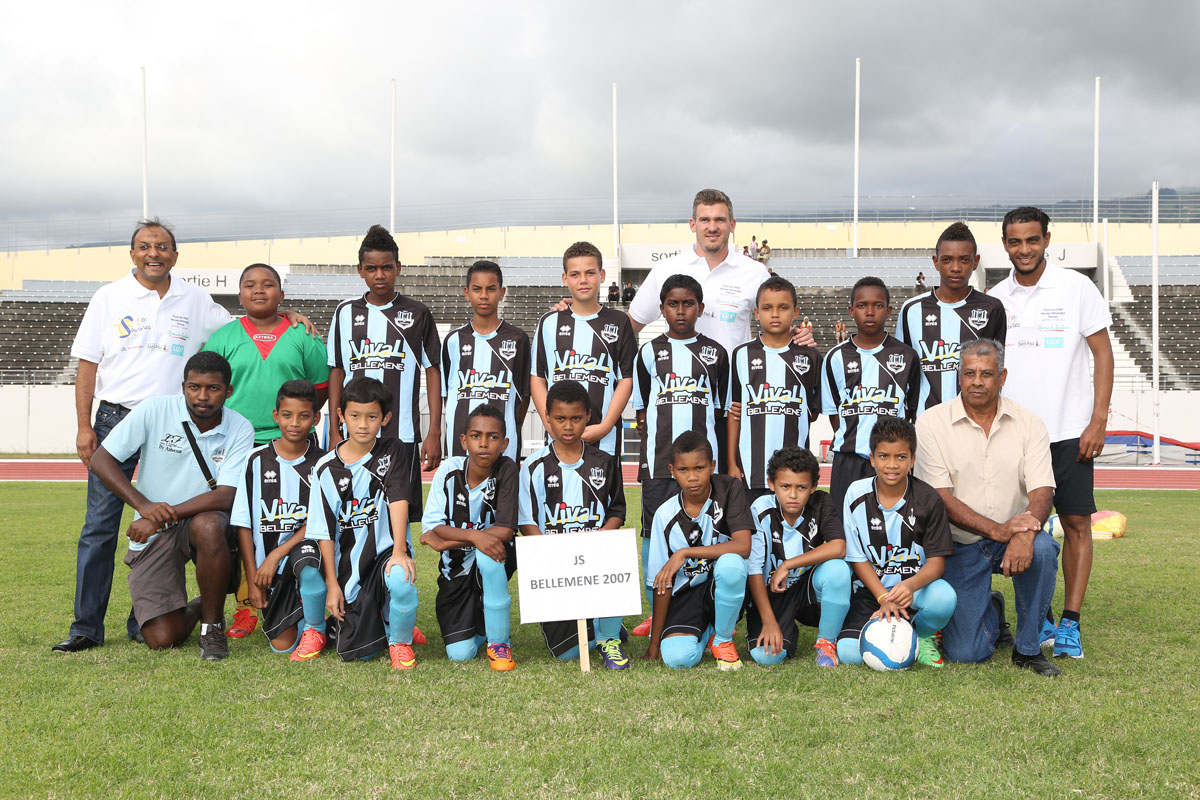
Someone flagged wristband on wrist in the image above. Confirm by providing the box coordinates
[876,592,888,603]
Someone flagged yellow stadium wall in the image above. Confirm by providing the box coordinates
[3,221,1198,291]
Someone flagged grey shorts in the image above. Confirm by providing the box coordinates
[123,512,231,626]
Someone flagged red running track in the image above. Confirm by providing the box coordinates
[2,459,1197,490]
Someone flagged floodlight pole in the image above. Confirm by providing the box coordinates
[390,78,397,233]
[852,57,861,257]
[141,66,149,219]
[612,83,620,286]
[1102,217,1110,303]
[1151,181,1160,464]
[1093,77,1100,240]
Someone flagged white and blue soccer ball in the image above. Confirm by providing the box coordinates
[859,617,918,671]
[1044,514,1064,539]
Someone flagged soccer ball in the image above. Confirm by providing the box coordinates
[859,617,917,671]
[1045,514,1064,539]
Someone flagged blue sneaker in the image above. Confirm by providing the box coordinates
[1053,618,1083,659]
[598,638,630,670]
[1039,616,1057,648]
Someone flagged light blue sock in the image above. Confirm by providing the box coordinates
[641,536,653,613]
[660,634,705,669]
[446,635,484,662]
[556,638,598,660]
[476,552,512,645]
[384,567,419,646]
[812,559,852,642]
[712,553,748,644]
[750,644,788,666]
[594,616,623,642]
[298,566,328,634]
[912,579,957,638]
[837,637,863,665]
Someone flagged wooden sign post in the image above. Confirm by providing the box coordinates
[515,528,642,674]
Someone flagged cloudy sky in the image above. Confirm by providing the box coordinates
[2,1,1197,245]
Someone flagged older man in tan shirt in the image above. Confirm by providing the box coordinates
[915,340,1061,676]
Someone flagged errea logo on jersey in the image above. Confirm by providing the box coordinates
[455,492,466,506]
[656,349,670,361]
[750,357,763,369]
[263,470,278,483]
[337,476,351,491]
[924,314,939,326]
[846,361,860,373]
[558,325,572,336]
[546,474,560,488]
[461,343,473,356]
[870,517,883,530]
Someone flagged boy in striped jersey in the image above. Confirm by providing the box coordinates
[746,447,850,667]
[442,260,530,463]
[821,277,921,514]
[632,274,730,637]
[421,405,520,670]
[531,241,636,460]
[645,432,753,670]
[291,377,421,669]
[896,222,1006,416]
[232,380,327,653]
[728,276,821,503]
[519,380,629,668]
[326,225,442,514]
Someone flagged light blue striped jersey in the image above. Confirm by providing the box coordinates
[748,490,841,586]
[842,475,954,591]
[820,334,920,459]
[231,440,326,572]
[646,474,753,594]
[518,443,625,534]
[422,455,519,580]
[441,320,530,461]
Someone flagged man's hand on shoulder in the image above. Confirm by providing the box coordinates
[282,310,319,337]
[551,297,573,313]
[791,326,817,347]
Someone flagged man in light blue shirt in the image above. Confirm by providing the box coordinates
[90,351,254,661]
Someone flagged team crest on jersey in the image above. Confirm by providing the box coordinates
[374,454,391,477]
[546,474,560,488]
[558,325,572,336]
[847,360,860,373]
[499,339,517,359]
[600,323,620,344]
[589,467,606,489]
[482,478,496,501]
[750,357,763,369]
[461,343,473,356]
[886,353,907,374]
[698,346,719,366]
[354,314,366,325]
[907,512,917,527]
[793,354,810,373]
[709,503,724,524]
[657,349,670,361]
[924,313,938,326]
[263,470,278,483]
[968,308,990,330]
[395,310,415,330]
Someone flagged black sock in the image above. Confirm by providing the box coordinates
[1061,610,1080,624]
[1046,608,1056,624]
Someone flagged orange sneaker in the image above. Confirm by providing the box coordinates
[814,637,840,667]
[289,627,327,662]
[632,616,653,636]
[709,639,743,671]
[486,642,515,671]
[389,642,417,670]
[227,608,258,639]
[412,626,427,646]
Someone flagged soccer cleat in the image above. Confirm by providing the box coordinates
[389,642,417,670]
[227,608,258,639]
[411,626,427,646]
[198,622,229,661]
[813,637,839,668]
[1053,618,1084,659]
[632,616,653,637]
[991,591,1013,650]
[1012,649,1062,677]
[289,628,327,662]
[916,636,945,668]
[486,642,515,671]
[709,640,743,671]
[598,638,630,670]
[1039,616,1057,648]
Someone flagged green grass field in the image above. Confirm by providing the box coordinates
[3,483,1198,799]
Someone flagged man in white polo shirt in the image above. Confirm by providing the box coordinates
[989,206,1113,661]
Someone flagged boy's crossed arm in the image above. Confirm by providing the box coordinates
[849,556,945,623]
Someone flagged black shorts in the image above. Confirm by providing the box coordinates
[661,578,717,640]
[400,442,423,523]
[259,548,307,642]
[435,542,517,647]
[1050,438,1097,516]
[745,568,821,655]
[640,477,678,538]
[540,619,597,658]
[829,453,874,518]
[293,543,396,661]
[838,586,916,642]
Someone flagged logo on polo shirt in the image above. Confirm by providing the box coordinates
[158,434,185,454]
[498,339,517,360]
[870,517,883,530]
[698,346,719,366]
[211,448,226,465]
[114,315,151,339]
[968,309,990,330]
[600,323,620,344]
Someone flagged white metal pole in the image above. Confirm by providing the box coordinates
[612,83,620,287]
[141,66,149,219]
[1102,217,1110,303]
[1151,181,1160,464]
[852,58,861,257]
[390,78,397,233]
[1093,77,1100,240]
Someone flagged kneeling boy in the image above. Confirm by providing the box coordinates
[746,446,851,667]
[292,377,421,669]
[519,380,629,669]
[420,405,520,670]
[231,380,327,653]
[838,418,957,668]
[646,432,752,671]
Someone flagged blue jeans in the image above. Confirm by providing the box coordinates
[941,532,1060,662]
[70,403,140,643]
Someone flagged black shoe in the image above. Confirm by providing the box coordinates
[128,629,145,645]
[199,623,229,661]
[1013,649,1061,677]
[52,634,101,653]
[991,591,1014,650]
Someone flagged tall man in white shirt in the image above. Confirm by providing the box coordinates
[989,206,1114,660]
